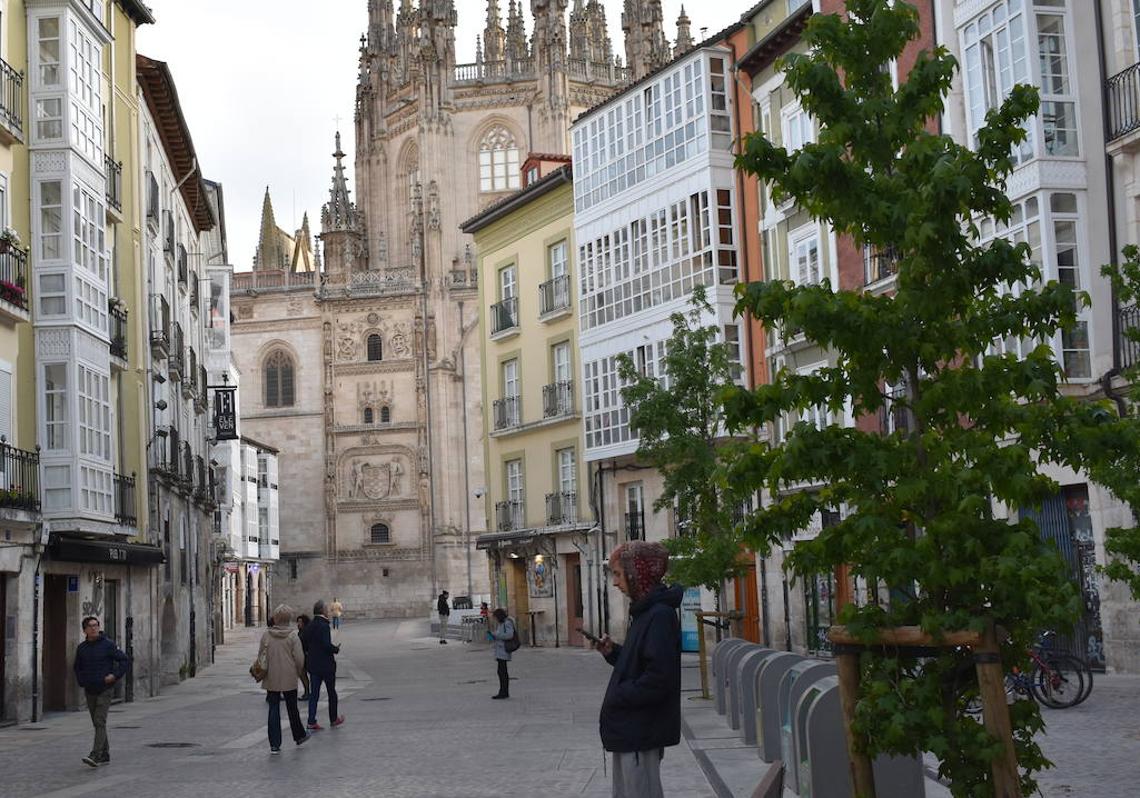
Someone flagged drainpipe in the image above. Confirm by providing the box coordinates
[458,300,473,597]
[29,545,43,722]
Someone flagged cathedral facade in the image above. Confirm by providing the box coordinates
[229,0,681,617]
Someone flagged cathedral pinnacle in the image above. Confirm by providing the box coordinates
[322,131,360,234]
[622,0,671,81]
[675,5,694,56]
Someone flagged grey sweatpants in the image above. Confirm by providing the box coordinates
[612,749,664,798]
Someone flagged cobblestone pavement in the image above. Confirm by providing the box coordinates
[1,623,1135,798]
[0,620,716,798]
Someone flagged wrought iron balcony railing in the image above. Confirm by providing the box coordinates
[109,298,127,359]
[0,438,40,513]
[545,491,578,526]
[163,211,174,253]
[169,321,184,381]
[864,245,899,286]
[495,500,525,532]
[539,274,571,316]
[1108,61,1140,142]
[180,441,194,491]
[195,364,208,413]
[492,395,521,430]
[152,426,180,477]
[177,244,188,286]
[183,348,198,399]
[625,510,645,541]
[0,246,28,311]
[104,154,122,213]
[0,56,24,143]
[1120,303,1140,371]
[490,296,519,335]
[149,294,170,357]
[114,472,136,526]
[542,380,574,418]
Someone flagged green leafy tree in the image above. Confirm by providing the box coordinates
[618,287,749,599]
[721,1,1140,794]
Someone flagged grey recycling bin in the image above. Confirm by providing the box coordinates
[777,660,837,793]
[726,643,763,730]
[754,651,802,761]
[712,638,748,716]
[738,648,779,746]
[795,676,925,797]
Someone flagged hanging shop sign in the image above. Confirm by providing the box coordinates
[213,387,238,440]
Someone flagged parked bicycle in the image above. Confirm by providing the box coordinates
[956,630,1093,713]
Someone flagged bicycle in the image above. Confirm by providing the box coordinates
[956,631,1092,713]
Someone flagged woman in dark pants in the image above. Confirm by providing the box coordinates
[488,608,515,699]
[257,605,310,754]
[295,614,312,700]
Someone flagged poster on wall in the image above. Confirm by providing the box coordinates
[527,555,554,598]
[680,586,703,652]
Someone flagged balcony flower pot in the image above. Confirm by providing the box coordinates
[0,227,20,254]
[0,279,24,305]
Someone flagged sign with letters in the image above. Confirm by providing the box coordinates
[213,387,238,440]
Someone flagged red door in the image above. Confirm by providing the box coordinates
[734,564,761,643]
[565,553,584,646]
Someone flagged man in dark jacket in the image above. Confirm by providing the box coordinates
[437,590,450,644]
[303,600,344,730]
[594,541,682,798]
[73,616,131,767]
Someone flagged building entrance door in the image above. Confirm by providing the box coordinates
[565,553,583,646]
[733,564,761,643]
[104,580,123,699]
[42,575,69,711]
[509,560,529,644]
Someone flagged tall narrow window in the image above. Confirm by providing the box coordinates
[558,448,577,495]
[479,126,521,192]
[37,17,61,86]
[1037,12,1077,156]
[40,180,63,260]
[367,333,383,361]
[264,350,295,408]
[962,2,1032,159]
[790,228,821,286]
[363,407,374,424]
[380,405,391,423]
[44,363,67,449]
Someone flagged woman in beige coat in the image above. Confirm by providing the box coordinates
[258,604,310,754]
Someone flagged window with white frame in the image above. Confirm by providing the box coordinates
[549,240,568,280]
[0,360,10,444]
[961,0,1033,161]
[35,96,63,142]
[1036,8,1077,156]
[39,180,63,260]
[979,195,1042,361]
[783,104,814,152]
[506,458,523,505]
[557,448,576,495]
[37,17,61,86]
[724,325,744,380]
[552,342,571,384]
[1051,193,1090,378]
[479,126,520,192]
[499,264,516,300]
[790,226,822,286]
[0,173,9,231]
[43,362,67,450]
[68,20,101,162]
[709,57,732,148]
[38,273,66,316]
[502,358,519,400]
[583,342,666,450]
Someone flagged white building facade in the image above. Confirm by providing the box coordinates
[572,46,747,635]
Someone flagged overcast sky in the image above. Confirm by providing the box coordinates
[137,1,744,270]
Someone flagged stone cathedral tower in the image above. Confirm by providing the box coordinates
[230,1,691,617]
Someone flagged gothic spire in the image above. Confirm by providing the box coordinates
[484,0,505,63]
[506,0,527,65]
[321,132,359,233]
[674,5,694,56]
[622,0,670,81]
[254,187,284,271]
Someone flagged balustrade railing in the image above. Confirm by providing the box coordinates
[149,294,170,357]
[104,154,122,213]
[493,395,521,430]
[0,246,28,311]
[542,380,574,418]
[545,491,577,526]
[114,472,136,526]
[626,510,645,541]
[1108,61,1140,142]
[0,438,39,512]
[495,500,525,532]
[566,58,630,84]
[539,274,570,315]
[490,296,518,335]
[453,59,535,84]
[864,245,899,286]
[1120,304,1140,371]
[109,299,127,359]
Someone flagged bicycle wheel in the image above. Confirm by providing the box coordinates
[1068,655,1094,706]
[1031,655,1085,709]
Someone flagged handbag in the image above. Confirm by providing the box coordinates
[250,643,268,682]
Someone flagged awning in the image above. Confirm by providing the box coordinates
[48,534,165,566]
[476,523,594,550]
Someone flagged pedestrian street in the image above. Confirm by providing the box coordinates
[1,620,1136,798]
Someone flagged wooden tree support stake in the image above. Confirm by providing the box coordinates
[828,623,1023,798]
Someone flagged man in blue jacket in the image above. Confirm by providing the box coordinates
[594,541,682,798]
[73,616,131,767]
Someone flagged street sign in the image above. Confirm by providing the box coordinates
[67,575,79,592]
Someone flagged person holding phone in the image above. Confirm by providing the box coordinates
[592,540,682,798]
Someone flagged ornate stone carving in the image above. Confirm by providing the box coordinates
[236,303,253,319]
[427,180,441,230]
[287,298,304,316]
[390,322,411,357]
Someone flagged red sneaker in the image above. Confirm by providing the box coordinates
[306,722,323,731]
[331,716,345,727]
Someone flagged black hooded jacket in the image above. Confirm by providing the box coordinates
[599,583,684,753]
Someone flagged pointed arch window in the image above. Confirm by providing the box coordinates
[479,126,521,192]
[264,350,295,408]
[367,334,383,361]
[370,522,391,544]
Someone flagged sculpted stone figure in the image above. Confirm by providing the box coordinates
[390,458,404,495]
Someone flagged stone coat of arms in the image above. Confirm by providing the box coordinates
[361,462,392,500]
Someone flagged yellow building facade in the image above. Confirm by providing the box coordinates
[463,164,595,648]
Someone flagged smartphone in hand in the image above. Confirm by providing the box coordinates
[577,627,602,645]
